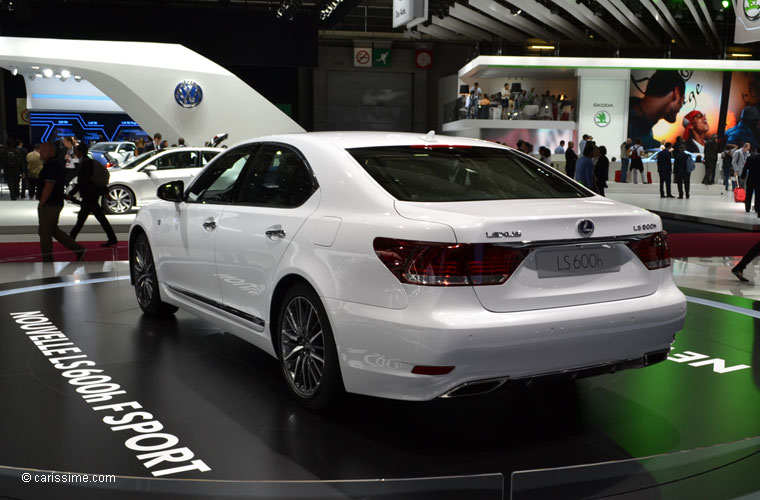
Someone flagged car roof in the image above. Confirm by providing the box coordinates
[238,131,506,151]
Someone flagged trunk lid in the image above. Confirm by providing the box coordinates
[394,198,664,312]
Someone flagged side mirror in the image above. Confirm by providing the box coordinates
[142,165,157,173]
[157,181,184,203]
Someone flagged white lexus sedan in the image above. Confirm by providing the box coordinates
[103,147,222,214]
[128,132,686,409]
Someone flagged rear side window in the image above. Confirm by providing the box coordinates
[347,146,591,202]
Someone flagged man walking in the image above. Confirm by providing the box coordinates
[67,143,118,247]
[37,142,86,262]
[733,143,751,188]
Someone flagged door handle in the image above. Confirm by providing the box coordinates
[203,220,217,231]
[266,225,286,240]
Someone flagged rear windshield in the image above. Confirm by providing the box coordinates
[91,143,118,152]
[347,145,591,202]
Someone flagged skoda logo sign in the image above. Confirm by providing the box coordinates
[594,110,610,128]
[745,0,760,21]
[577,219,595,237]
[174,80,203,108]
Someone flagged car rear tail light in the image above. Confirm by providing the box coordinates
[627,231,670,269]
[373,238,530,286]
[105,162,113,169]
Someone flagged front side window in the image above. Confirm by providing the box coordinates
[186,146,257,204]
[236,144,316,208]
[154,151,198,170]
[202,151,220,166]
[348,146,592,202]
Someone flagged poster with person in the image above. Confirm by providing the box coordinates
[724,72,760,148]
[628,70,722,152]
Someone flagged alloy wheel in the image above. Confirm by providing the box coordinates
[280,296,325,398]
[132,237,155,310]
[107,187,133,213]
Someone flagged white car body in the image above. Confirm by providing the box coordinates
[129,132,686,403]
[105,147,222,213]
[90,141,137,166]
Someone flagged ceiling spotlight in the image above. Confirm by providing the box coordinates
[60,69,70,79]
[31,65,39,70]
[42,68,53,78]
[73,75,82,82]
[721,0,730,8]
[11,67,17,76]
[34,72,42,79]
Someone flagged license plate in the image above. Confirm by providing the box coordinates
[535,246,621,278]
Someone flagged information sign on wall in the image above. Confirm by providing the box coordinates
[415,50,433,69]
[354,47,372,68]
[392,0,426,28]
[373,48,392,67]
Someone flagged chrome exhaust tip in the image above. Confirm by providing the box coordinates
[439,377,509,398]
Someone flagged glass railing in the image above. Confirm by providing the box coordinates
[442,98,577,124]
[512,436,760,499]
[0,468,504,499]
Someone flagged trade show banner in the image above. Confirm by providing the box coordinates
[628,69,722,153]
[725,71,760,147]
[734,0,760,43]
[577,69,629,156]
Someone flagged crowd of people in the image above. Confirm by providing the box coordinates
[465,82,575,121]
[0,130,186,261]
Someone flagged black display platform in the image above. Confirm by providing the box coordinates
[0,275,759,498]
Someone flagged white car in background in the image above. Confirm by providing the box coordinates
[90,141,137,167]
[128,132,686,409]
[104,147,222,214]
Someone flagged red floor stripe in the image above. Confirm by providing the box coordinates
[668,233,760,258]
[0,234,756,263]
[0,241,127,263]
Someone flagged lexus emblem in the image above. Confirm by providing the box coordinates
[174,80,203,108]
[577,219,595,237]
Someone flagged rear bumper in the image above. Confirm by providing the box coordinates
[324,279,686,401]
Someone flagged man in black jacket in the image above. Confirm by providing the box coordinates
[2,138,22,200]
[741,145,760,214]
[67,144,117,246]
[565,141,577,179]
[703,135,718,184]
[673,145,691,199]
[657,142,674,198]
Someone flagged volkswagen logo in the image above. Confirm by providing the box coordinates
[174,80,203,108]
[577,219,595,237]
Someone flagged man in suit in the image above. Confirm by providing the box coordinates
[143,133,163,152]
[657,142,674,198]
[742,145,760,214]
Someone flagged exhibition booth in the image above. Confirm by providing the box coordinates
[0,37,760,500]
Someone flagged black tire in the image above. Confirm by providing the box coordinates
[104,185,135,214]
[130,233,178,316]
[276,284,342,410]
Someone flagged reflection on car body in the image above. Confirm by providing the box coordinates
[128,132,686,409]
